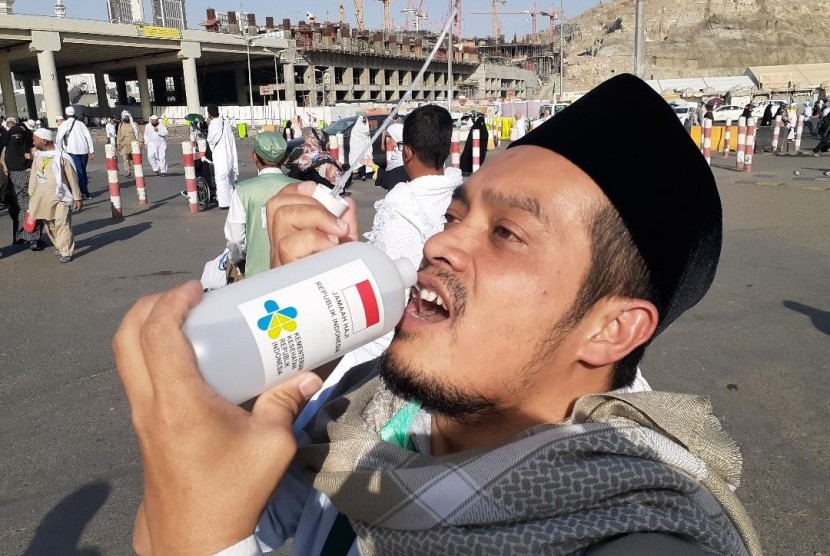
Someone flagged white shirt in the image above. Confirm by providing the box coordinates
[364,167,464,271]
[105,122,117,140]
[208,117,240,180]
[55,117,94,155]
[224,167,282,263]
[144,121,169,145]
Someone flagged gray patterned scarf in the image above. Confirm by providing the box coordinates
[295,376,762,555]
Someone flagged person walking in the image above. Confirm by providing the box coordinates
[4,117,44,250]
[348,115,374,181]
[116,111,141,177]
[223,132,294,278]
[143,115,169,176]
[27,129,82,263]
[55,106,94,200]
[206,104,240,209]
[105,116,118,147]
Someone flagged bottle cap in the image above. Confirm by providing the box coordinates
[394,258,417,288]
[311,183,349,217]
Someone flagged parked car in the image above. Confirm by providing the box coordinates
[673,105,696,125]
[711,105,745,123]
[538,102,570,118]
[285,114,389,171]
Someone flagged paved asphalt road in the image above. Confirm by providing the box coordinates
[0,136,827,555]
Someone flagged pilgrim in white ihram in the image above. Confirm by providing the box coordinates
[144,115,169,175]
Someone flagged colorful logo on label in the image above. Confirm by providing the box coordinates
[257,300,298,339]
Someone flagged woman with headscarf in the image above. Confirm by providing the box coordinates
[287,127,344,189]
[760,104,774,126]
[459,115,489,176]
[291,116,303,139]
[349,115,374,181]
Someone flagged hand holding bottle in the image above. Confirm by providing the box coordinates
[115,280,323,554]
[265,181,360,268]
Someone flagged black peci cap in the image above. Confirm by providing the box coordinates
[509,73,722,336]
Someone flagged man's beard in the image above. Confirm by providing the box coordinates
[379,347,499,422]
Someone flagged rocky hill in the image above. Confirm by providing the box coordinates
[560,0,830,90]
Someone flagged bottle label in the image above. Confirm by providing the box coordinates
[238,259,385,382]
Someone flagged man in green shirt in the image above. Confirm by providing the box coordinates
[224,132,295,277]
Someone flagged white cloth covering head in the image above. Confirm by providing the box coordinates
[25,119,36,130]
[121,110,131,120]
[386,122,404,144]
[6,117,16,124]
[150,115,159,121]
[34,128,54,142]
[65,106,75,116]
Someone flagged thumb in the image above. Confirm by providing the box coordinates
[252,372,323,429]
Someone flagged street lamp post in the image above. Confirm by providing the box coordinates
[263,47,282,126]
[246,38,254,128]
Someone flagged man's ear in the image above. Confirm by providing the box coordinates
[575,297,658,367]
[402,144,414,165]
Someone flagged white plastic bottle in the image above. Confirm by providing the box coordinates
[184,242,417,404]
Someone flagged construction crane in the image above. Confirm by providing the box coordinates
[401,0,427,32]
[474,5,542,43]
[470,0,508,39]
[376,0,393,33]
[340,0,345,25]
[539,5,561,46]
[354,0,364,31]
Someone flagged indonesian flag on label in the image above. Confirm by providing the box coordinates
[342,280,380,332]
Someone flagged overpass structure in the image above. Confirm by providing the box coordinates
[0,14,290,125]
[0,14,538,126]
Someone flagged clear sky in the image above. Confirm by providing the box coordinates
[21,0,603,38]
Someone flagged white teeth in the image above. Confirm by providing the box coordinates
[418,287,447,311]
[420,288,437,302]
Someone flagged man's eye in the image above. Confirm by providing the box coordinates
[493,225,519,242]
[444,212,461,226]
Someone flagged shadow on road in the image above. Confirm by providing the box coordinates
[73,222,152,259]
[22,481,110,556]
[782,300,830,335]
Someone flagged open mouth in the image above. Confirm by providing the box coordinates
[406,285,451,323]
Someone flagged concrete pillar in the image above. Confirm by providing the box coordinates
[152,76,166,104]
[23,79,37,119]
[182,58,201,114]
[36,50,63,127]
[235,66,247,105]
[94,71,109,110]
[0,56,18,118]
[58,73,70,109]
[304,66,318,107]
[282,63,296,103]
[179,41,202,114]
[115,80,128,105]
[136,63,151,120]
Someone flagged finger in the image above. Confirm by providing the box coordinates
[340,196,360,243]
[138,281,207,403]
[268,204,350,264]
[251,372,322,432]
[274,229,341,267]
[114,292,164,409]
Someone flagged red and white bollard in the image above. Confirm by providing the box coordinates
[182,141,199,214]
[451,129,460,169]
[743,117,755,173]
[385,132,394,167]
[336,133,345,166]
[723,118,732,157]
[131,141,147,205]
[771,115,782,151]
[702,120,712,165]
[105,144,123,219]
[472,129,481,172]
[329,135,339,164]
[736,117,746,170]
[794,115,804,152]
[197,138,207,160]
